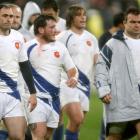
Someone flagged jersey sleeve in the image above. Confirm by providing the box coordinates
[18,36,28,62]
[93,36,100,55]
[56,31,67,44]
[62,45,76,71]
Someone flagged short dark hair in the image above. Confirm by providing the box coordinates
[0,3,10,10]
[124,7,140,22]
[6,3,21,9]
[66,5,86,29]
[34,14,56,35]
[113,12,124,27]
[41,0,58,12]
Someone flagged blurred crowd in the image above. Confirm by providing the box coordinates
[0,0,139,38]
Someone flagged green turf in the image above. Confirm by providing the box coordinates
[63,90,137,140]
[79,91,103,140]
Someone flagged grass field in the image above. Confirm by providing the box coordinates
[64,89,137,140]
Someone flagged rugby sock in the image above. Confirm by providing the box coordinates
[25,127,32,140]
[0,130,8,140]
[65,129,78,140]
[99,118,106,140]
[52,124,64,140]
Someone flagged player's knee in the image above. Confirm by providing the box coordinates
[45,133,51,140]
[32,130,46,139]
[9,133,25,140]
[71,116,84,127]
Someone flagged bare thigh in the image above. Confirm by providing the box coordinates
[29,122,47,140]
[63,102,84,131]
[4,116,26,139]
[64,102,84,122]
[135,121,140,139]
[45,127,54,140]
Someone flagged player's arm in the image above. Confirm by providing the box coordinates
[62,44,78,88]
[94,53,99,65]
[66,67,78,88]
[19,60,37,111]
[93,36,100,65]
[95,44,112,103]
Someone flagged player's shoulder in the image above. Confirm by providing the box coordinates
[10,29,25,41]
[56,30,73,43]
[54,40,66,49]
[10,29,23,37]
[84,30,98,41]
[53,41,69,55]
[58,30,72,37]
[84,30,96,37]
[25,38,38,49]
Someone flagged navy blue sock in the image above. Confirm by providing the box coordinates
[52,124,64,140]
[0,130,8,140]
[99,118,106,140]
[65,129,78,140]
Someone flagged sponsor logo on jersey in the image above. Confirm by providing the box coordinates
[54,51,60,58]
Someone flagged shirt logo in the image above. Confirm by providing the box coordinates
[54,51,60,58]
[86,40,92,47]
[15,42,20,49]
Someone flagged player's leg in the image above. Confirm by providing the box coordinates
[60,86,85,140]
[99,118,106,140]
[106,122,127,140]
[64,102,84,140]
[25,126,32,140]
[99,105,106,140]
[3,92,27,140]
[27,98,48,140]
[0,121,8,140]
[18,74,32,140]
[29,122,47,140]
[4,116,26,140]
[45,127,54,140]
[0,94,9,140]
[134,120,140,139]
[52,111,64,140]
[47,97,61,140]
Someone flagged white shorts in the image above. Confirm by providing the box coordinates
[24,97,60,128]
[60,84,89,111]
[0,92,24,119]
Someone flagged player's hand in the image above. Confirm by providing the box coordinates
[66,77,77,88]
[28,94,37,112]
[101,93,112,104]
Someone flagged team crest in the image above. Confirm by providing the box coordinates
[54,51,60,58]
[86,40,92,47]
[15,42,20,49]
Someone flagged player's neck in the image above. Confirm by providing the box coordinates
[0,28,10,36]
[36,36,55,45]
[70,26,84,35]
[124,30,140,39]
[36,36,49,45]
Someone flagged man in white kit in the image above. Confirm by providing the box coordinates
[29,0,66,37]
[57,5,99,140]
[0,3,37,140]
[24,14,78,140]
